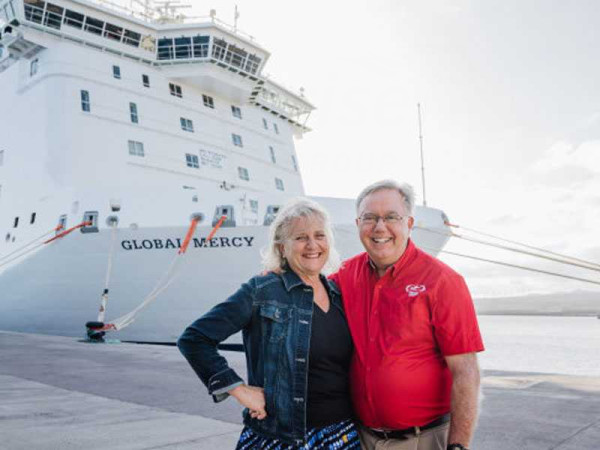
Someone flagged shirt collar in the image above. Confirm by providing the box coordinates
[367,239,417,278]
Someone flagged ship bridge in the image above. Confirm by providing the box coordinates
[0,0,313,131]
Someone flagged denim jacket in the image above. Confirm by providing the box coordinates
[177,268,344,446]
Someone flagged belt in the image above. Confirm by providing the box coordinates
[368,413,450,440]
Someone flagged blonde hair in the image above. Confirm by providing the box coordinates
[261,197,340,275]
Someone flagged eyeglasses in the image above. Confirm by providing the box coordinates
[358,214,409,226]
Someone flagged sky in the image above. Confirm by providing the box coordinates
[167,1,600,298]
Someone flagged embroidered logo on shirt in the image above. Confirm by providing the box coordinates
[405,284,426,297]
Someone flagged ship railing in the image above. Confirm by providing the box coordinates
[86,0,257,42]
[254,80,313,118]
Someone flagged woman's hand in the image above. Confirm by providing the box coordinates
[229,384,267,420]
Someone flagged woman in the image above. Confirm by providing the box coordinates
[177,198,360,449]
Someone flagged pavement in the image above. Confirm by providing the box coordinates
[0,331,599,450]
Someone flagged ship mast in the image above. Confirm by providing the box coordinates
[417,103,427,207]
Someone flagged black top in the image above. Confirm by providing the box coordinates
[306,295,354,428]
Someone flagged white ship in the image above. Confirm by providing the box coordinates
[0,0,451,342]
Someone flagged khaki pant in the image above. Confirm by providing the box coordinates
[358,422,449,450]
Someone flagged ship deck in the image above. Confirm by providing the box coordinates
[1,331,599,450]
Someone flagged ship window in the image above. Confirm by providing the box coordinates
[185,153,199,168]
[212,38,227,60]
[64,9,84,29]
[231,106,242,119]
[269,146,276,164]
[273,123,279,134]
[225,45,246,69]
[275,177,284,191]
[249,200,259,214]
[80,90,90,112]
[169,83,182,98]
[231,134,243,147]
[30,58,39,77]
[84,17,104,36]
[30,212,36,224]
[142,74,150,87]
[180,117,194,132]
[262,118,268,130]
[213,205,236,227]
[128,140,144,157]
[130,102,138,123]
[24,0,44,24]
[43,3,63,30]
[113,65,121,79]
[81,211,99,233]
[174,36,192,59]
[263,205,280,226]
[123,29,141,47]
[238,167,249,181]
[291,155,298,171]
[202,95,214,109]
[192,35,209,57]
[158,38,174,60]
[104,23,123,42]
[245,55,261,75]
[0,150,4,166]
[13,217,19,228]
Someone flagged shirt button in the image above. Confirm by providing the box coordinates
[367,366,371,372]
[370,337,375,342]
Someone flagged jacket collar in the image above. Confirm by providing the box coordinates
[280,265,340,296]
[281,267,305,291]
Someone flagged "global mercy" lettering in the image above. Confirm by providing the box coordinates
[121,236,255,251]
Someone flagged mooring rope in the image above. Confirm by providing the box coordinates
[0,222,89,269]
[415,225,600,273]
[96,215,227,332]
[424,246,600,287]
[444,222,600,270]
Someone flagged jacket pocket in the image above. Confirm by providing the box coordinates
[259,304,292,343]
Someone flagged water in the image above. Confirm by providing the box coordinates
[477,315,600,376]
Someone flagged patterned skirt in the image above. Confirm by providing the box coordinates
[235,419,360,450]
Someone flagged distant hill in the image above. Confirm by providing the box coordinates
[474,290,600,316]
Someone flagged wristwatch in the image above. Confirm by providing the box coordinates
[447,445,468,450]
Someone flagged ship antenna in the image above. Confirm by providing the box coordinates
[417,102,427,207]
[234,5,240,32]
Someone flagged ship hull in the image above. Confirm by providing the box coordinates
[0,213,450,342]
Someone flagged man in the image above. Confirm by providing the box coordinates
[331,180,484,450]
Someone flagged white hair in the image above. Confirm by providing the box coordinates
[261,197,340,275]
[356,179,415,216]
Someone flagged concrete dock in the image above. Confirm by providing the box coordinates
[1,331,599,449]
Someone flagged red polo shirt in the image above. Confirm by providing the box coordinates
[330,240,484,429]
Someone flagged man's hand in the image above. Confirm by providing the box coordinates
[229,384,267,420]
[445,352,481,447]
